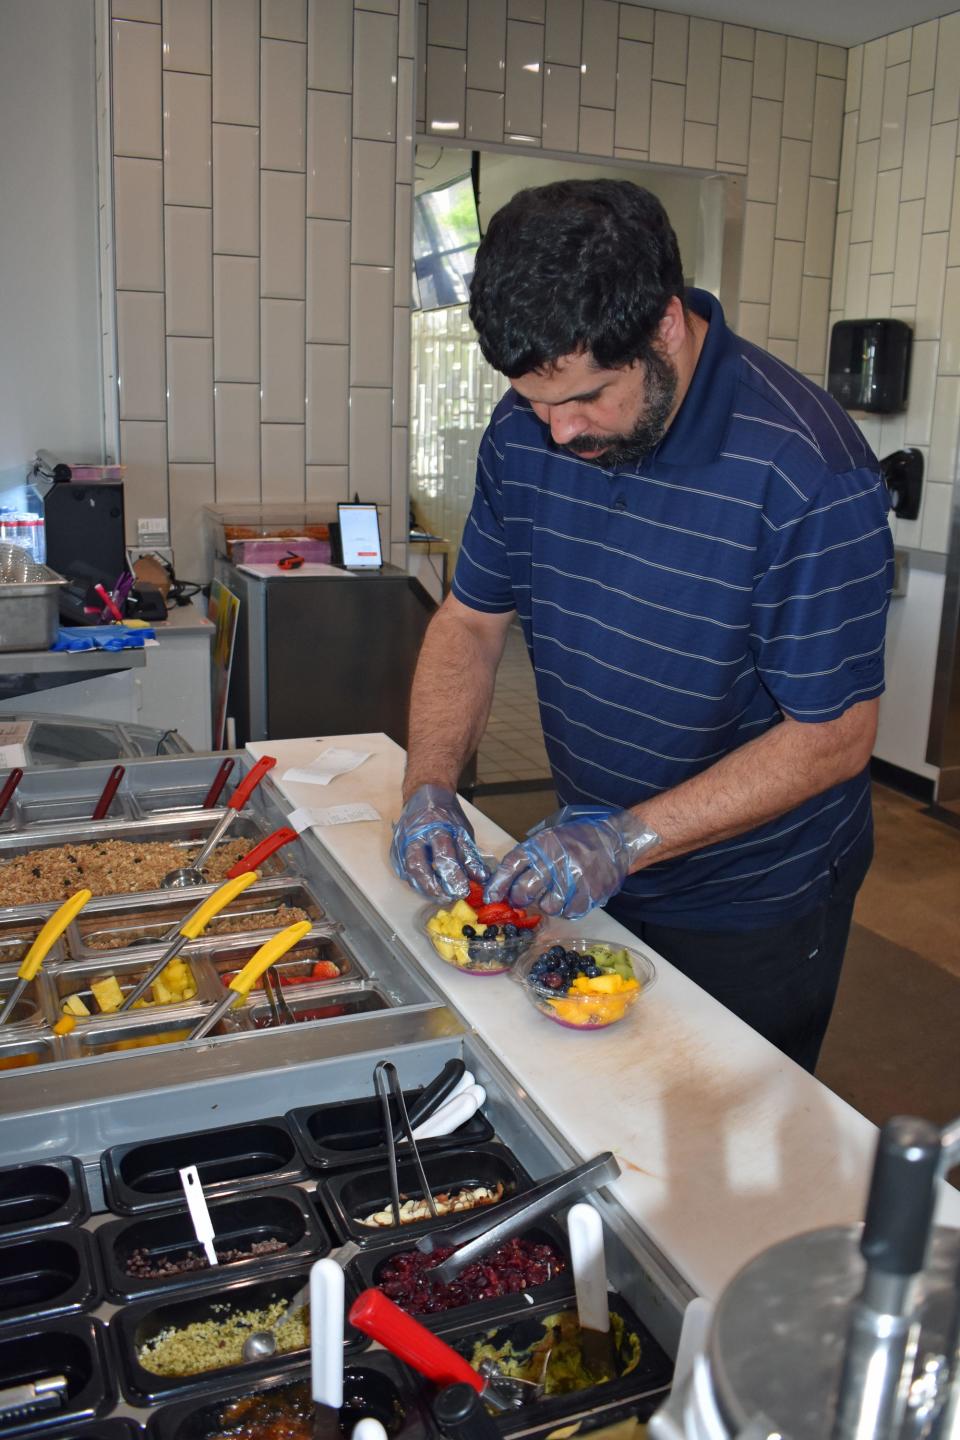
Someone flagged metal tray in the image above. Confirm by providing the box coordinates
[0,911,67,969]
[62,1013,239,1061]
[97,1185,331,1304]
[0,1034,59,1074]
[0,545,65,653]
[0,814,277,912]
[66,879,329,960]
[49,956,206,1025]
[245,983,390,1029]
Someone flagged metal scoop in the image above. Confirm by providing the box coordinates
[119,871,259,1012]
[161,754,276,887]
[242,1274,312,1362]
[422,1151,621,1285]
[188,919,312,1040]
[0,1376,69,1423]
[0,889,92,1026]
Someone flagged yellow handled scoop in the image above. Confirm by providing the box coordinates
[188,920,312,1041]
[118,872,260,1013]
[0,890,92,1026]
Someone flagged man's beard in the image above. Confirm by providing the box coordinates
[566,346,678,467]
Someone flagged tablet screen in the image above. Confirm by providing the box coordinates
[338,504,383,569]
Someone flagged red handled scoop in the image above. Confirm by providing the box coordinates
[202,758,235,809]
[226,826,298,878]
[348,1290,543,1412]
[161,755,277,888]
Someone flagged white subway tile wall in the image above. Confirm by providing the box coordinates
[837,18,960,551]
[105,2,959,567]
[106,0,414,567]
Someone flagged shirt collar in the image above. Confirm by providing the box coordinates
[652,287,740,468]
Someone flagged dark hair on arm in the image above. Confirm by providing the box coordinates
[468,179,686,377]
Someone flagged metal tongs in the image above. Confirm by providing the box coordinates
[374,1060,439,1227]
[263,965,295,1026]
[0,1376,68,1422]
[421,1151,621,1285]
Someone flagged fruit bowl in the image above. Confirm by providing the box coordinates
[515,937,657,1029]
[419,889,542,975]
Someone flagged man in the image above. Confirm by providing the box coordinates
[391,180,893,1071]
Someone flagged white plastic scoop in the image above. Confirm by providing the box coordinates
[179,1165,217,1267]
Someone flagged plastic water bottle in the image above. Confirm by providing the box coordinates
[0,479,47,564]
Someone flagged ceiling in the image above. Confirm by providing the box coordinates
[649,0,953,47]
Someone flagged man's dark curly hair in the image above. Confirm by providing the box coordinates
[468,179,685,377]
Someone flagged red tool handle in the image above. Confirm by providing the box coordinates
[348,1290,483,1394]
[202,758,235,809]
[225,826,298,879]
[0,769,23,821]
[227,755,277,811]
[94,583,125,623]
[92,765,125,820]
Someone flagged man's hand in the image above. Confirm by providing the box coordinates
[485,806,661,919]
[391,784,490,899]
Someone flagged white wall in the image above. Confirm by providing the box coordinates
[0,0,103,478]
[832,16,960,783]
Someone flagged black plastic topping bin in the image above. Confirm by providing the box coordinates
[347,1221,572,1334]
[317,1143,532,1247]
[434,1291,673,1438]
[0,1229,100,1329]
[0,1316,113,1437]
[98,1185,330,1303]
[0,1157,89,1238]
[112,1261,363,1406]
[146,1353,427,1440]
[101,1118,308,1215]
[287,1086,494,1172]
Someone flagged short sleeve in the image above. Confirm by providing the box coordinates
[750,467,894,721]
[450,414,516,614]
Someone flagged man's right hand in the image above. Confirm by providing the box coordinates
[390,784,490,899]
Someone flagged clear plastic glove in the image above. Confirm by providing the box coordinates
[390,784,489,900]
[484,804,661,919]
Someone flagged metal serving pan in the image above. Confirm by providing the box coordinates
[199,927,359,1000]
[0,909,67,968]
[0,813,277,913]
[0,1033,60,1073]
[66,878,329,961]
[47,955,208,1026]
[61,1013,240,1062]
[244,983,391,1029]
[0,543,65,652]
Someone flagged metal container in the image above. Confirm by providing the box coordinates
[64,1014,236,1062]
[66,878,329,960]
[0,543,65,652]
[0,1034,58,1073]
[201,927,357,999]
[245,982,390,1028]
[49,956,206,1024]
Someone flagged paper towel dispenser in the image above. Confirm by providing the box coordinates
[827,318,912,413]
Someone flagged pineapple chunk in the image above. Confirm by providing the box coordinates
[152,978,173,1005]
[90,975,124,1014]
[450,899,478,925]
[62,993,91,1017]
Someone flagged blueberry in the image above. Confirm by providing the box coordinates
[485,924,499,939]
[503,923,518,937]
[461,924,476,938]
[585,964,601,977]
[549,945,566,960]
[467,945,482,961]
[542,972,564,990]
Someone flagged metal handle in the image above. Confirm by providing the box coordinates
[202,758,234,809]
[423,1151,620,1281]
[92,765,125,820]
[374,1060,438,1226]
[349,1289,482,1394]
[228,754,276,811]
[188,920,311,1040]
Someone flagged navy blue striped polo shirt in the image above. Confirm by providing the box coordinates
[452,288,894,930]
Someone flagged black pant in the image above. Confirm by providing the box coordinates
[607,837,872,1073]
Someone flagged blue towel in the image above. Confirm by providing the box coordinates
[52,625,156,652]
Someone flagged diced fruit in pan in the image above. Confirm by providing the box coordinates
[90,975,124,1014]
[52,1015,77,1036]
[62,993,90,1017]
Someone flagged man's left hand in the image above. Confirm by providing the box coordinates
[485,806,661,919]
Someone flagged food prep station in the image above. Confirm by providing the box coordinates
[0,751,684,1439]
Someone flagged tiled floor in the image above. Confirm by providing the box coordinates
[473,675,960,1132]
